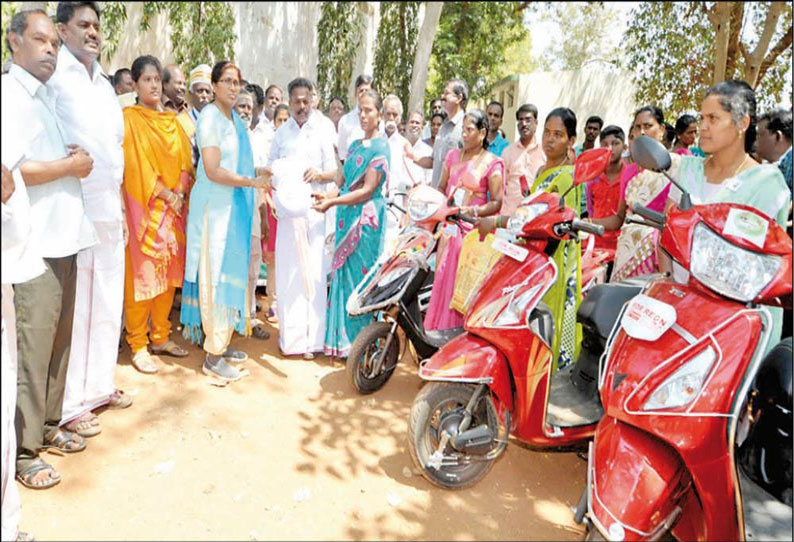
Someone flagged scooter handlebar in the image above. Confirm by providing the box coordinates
[572,219,604,237]
[453,212,478,225]
[633,204,665,226]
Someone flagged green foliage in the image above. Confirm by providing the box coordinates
[316,1,362,106]
[499,29,538,79]
[535,2,620,71]
[373,2,420,117]
[141,2,237,71]
[622,2,792,118]
[100,1,127,64]
[426,2,527,109]
[1,1,19,66]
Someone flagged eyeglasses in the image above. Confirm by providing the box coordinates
[218,78,241,89]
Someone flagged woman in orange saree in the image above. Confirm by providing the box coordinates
[121,55,194,374]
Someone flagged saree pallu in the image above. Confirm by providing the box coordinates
[122,106,193,302]
[531,165,581,370]
[610,156,679,283]
[180,109,254,343]
[324,138,390,357]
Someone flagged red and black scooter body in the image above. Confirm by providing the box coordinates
[585,203,792,541]
[419,191,601,446]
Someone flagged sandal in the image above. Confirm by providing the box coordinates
[107,389,133,410]
[16,457,61,490]
[43,428,87,454]
[63,412,101,438]
[132,349,159,374]
[251,321,270,340]
[16,531,35,541]
[150,339,188,358]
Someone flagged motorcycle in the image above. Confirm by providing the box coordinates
[577,135,793,541]
[407,148,635,489]
[344,184,475,394]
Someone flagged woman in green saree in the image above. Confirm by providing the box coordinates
[479,107,583,370]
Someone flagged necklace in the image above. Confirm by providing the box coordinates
[706,152,750,181]
[462,147,484,162]
[545,154,570,169]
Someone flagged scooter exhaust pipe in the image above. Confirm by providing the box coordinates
[450,425,494,453]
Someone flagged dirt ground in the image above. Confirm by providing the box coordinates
[19,295,588,541]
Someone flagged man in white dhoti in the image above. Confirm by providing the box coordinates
[2,144,42,541]
[48,1,132,439]
[267,78,337,359]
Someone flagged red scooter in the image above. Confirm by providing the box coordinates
[578,136,793,541]
[407,149,639,489]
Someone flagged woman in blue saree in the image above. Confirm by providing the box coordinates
[312,90,390,358]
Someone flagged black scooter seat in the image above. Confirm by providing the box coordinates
[578,281,647,341]
[425,327,465,349]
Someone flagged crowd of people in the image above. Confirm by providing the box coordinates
[1,2,793,541]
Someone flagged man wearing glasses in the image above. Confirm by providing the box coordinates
[500,103,547,216]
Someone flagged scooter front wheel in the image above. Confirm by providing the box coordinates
[346,322,400,394]
[408,382,501,489]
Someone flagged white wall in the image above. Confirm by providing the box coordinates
[485,63,639,146]
[231,2,322,93]
[106,2,323,92]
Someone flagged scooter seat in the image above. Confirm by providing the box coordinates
[578,282,645,342]
[425,327,465,349]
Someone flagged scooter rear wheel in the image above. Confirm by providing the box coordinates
[346,322,400,394]
[408,382,500,489]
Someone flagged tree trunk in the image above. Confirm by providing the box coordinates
[724,3,745,79]
[708,2,733,84]
[743,2,785,88]
[408,1,443,116]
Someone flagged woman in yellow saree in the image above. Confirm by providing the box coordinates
[122,55,194,374]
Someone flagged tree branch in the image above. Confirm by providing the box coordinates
[756,24,793,86]
[745,2,785,87]
[724,2,744,78]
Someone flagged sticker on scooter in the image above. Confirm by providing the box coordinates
[621,294,676,341]
[722,208,769,248]
[491,236,528,262]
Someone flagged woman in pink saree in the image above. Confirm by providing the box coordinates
[425,110,504,331]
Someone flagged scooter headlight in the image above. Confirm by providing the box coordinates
[506,203,549,235]
[643,346,716,411]
[407,185,445,222]
[468,283,543,328]
[690,223,780,303]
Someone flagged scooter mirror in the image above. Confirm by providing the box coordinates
[632,135,693,210]
[632,135,671,172]
[573,147,612,185]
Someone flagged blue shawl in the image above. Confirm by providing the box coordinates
[180,110,254,343]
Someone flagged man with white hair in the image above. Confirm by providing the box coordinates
[404,110,433,185]
[382,94,412,252]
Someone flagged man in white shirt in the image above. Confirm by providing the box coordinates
[47,0,131,441]
[405,111,433,186]
[4,8,97,489]
[234,89,269,340]
[1,147,42,542]
[185,64,213,168]
[336,74,374,162]
[266,77,337,359]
